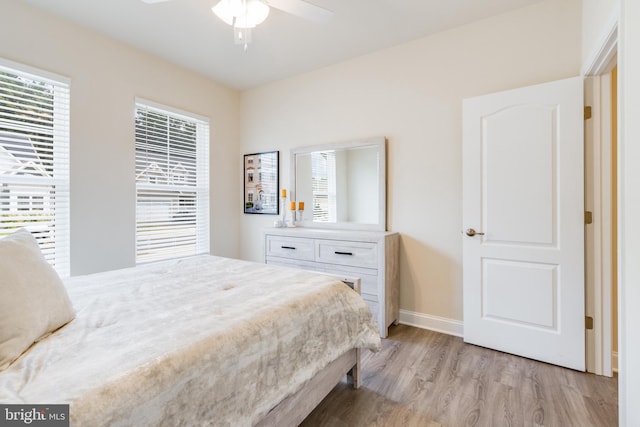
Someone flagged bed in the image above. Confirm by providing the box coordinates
[0,230,381,426]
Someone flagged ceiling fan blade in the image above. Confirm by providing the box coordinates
[268,0,333,23]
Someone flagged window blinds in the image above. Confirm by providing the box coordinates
[135,100,209,263]
[0,59,70,277]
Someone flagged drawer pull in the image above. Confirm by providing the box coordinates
[334,251,353,256]
[281,245,296,250]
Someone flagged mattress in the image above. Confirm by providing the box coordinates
[0,256,381,426]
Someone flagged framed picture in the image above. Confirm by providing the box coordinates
[243,150,279,215]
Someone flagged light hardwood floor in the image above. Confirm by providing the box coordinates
[301,325,618,427]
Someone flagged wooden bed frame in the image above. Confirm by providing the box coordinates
[257,277,366,425]
[257,276,364,425]
[257,348,361,426]
[0,253,375,426]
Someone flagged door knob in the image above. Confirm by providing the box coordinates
[465,228,485,237]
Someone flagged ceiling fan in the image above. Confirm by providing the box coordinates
[141,0,333,49]
[142,0,333,22]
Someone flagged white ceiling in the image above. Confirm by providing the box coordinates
[23,0,543,90]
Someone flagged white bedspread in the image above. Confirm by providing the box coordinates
[0,256,381,426]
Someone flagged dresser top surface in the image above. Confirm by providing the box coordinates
[264,227,398,242]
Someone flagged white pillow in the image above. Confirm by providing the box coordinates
[0,229,75,371]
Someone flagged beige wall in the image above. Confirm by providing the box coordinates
[239,0,582,323]
[0,0,241,275]
[0,0,584,326]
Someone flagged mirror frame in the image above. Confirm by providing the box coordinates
[290,136,386,231]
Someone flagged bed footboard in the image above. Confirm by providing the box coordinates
[257,348,360,427]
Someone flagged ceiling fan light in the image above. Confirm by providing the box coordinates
[213,0,269,49]
[227,0,247,17]
[213,0,269,28]
[212,1,235,26]
[246,0,270,25]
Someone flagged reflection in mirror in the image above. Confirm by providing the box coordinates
[291,137,386,231]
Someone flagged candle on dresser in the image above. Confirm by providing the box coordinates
[288,201,297,227]
[280,190,286,227]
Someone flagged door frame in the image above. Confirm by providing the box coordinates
[583,20,617,377]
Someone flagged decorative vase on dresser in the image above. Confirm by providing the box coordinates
[264,227,399,338]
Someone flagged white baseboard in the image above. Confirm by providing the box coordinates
[398,309,463,337]
[613,351,618,374]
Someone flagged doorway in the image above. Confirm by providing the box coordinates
[584,27,618,377]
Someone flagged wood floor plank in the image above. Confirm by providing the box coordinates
[301,325,618,427]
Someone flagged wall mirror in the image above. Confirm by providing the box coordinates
[291,137,386,231]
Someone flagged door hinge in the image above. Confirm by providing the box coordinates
[585,316,594,330]
[584,106,592,120]
[585,211,593,225]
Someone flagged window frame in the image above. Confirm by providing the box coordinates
[0,58,70,277]
[134,98,210,264]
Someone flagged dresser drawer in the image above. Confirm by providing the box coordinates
[359,274,379,301]
[329,266,378,301]
[316,240,378,268]
[265,236,315,261]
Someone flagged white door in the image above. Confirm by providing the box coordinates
[462,77,585,371]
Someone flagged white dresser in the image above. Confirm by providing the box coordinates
[264,227,399,338]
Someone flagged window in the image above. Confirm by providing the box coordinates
[0,59,70,276]
[135,99,209,263]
